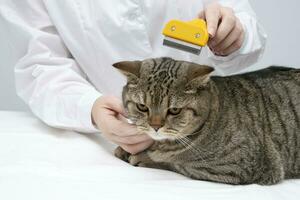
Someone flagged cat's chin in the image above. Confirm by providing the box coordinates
[137,127,182,141]
[146,130,178,141]
[148,133,174,141]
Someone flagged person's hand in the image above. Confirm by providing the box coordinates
[199,2,245,56]
[92,96,154,155]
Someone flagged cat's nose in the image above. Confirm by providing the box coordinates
[151,125,162,131]
[149,115,164,131]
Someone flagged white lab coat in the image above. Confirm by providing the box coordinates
[0,0,266,133]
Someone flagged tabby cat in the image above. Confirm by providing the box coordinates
[113,57,300,185]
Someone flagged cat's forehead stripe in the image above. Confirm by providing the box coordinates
[151,58,167,74]
[149,58,181,78]
[143,58,182,106]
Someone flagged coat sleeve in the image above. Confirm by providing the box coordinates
[0,0,101,132]
[204,0,267,75]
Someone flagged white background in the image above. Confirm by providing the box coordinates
[1,0,300,111]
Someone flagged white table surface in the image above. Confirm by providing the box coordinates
[0,111,299,200]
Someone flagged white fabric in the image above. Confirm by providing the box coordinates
[0,111,299,200]
[0,0,267,132]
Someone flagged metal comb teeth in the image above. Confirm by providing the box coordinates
[163,36,202,55]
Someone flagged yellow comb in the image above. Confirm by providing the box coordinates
[162,19,209,55]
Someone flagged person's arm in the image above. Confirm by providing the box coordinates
[201,0,267,74]
[0,0,101,132]
[1,0,153,153]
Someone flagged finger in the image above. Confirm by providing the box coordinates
[213,20,243,52]
[205,4,221,38]
[98,106,139,137]
[198,11,204,19]
[110,133,151,145]
[220,32,244,56]
[209,7,236,47]
[120,139,154,155]
[109,119,140,137]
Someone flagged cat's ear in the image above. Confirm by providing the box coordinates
[185,63,214,94]
[113,61,142,86]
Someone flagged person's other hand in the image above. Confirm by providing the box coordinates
[92,96,154,154]
[199,2,245,56]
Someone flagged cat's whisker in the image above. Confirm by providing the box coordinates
[181,136,213,155]
[164,130,178,135]
[178,139,206,163]
[176,137,207,163]
[184,140,214,162]
[175,137,205,161]
[179,138,200,154]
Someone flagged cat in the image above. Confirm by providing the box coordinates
[112,57,300,185]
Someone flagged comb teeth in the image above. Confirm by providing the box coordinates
[163,36,202,55]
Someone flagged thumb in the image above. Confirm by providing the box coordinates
[198,11,205,19]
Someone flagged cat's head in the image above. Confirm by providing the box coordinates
[113,57,214,141]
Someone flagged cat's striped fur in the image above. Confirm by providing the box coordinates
[113,57,300,185]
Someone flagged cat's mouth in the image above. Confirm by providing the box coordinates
[148,132,172,141]
[137,126,181,141]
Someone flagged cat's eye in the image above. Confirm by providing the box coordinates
[168,107,182,115]
[136,103,149,112]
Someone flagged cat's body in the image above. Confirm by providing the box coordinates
[113,58,300,185]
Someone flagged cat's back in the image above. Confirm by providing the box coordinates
[213,66,299,84]
[212,66,300,178]
[212,66,300,98]
[240,66,299,82]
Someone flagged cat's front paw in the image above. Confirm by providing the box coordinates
[115,147,152,167]
[257,173,284,185]
[114,146,130,162]
[128,154,149,167]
